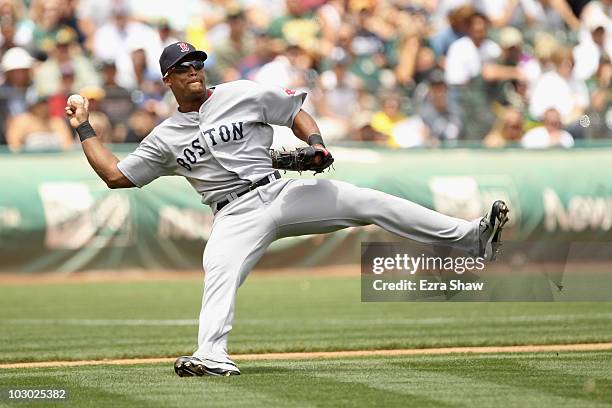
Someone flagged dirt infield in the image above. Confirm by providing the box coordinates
[0,265,358,285]
[2,343,611,369]
[2,261,610,285]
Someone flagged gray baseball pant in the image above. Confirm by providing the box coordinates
[193,178,480,370]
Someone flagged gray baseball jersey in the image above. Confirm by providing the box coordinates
[117,80,306,205]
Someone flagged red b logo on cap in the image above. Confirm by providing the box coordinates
[178,42,190,52]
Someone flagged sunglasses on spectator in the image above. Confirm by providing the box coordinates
[165,60,204,77]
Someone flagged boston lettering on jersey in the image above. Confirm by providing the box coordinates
[177,122,244,171]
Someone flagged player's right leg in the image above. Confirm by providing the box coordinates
[174,190,276,377]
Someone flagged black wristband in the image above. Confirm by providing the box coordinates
[76,121,97,142]
[307,133,325,147]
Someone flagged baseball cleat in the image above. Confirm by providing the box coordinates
[174,356,241,377]
[478,200,509,261]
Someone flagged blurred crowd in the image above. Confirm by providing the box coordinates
[0,0,610,152]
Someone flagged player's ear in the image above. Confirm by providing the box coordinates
[162,75,171,88]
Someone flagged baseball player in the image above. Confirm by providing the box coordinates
[65,42,509,377]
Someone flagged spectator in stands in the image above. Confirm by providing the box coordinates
[521,107,575,148]
[525,31,559,88]
[46,63,75,117]
[254,42,316,92]
[574,16,611,81]
[0,47,33,144]
[579,0,612,44]
[370,92,407,147]
[130,45,149,87]
[474,0,524,28]
[584,56,612,138]
[345,2,389,93]
[316,0,346,56]
[33,27,100,97]
[93,2,161,89]
[313,49,361,142]
[124,105,156,143]
[429,4,475,57]
[196,0,240,51]
[0,15,18,54]
[527,0,581,32]
[133,74,170,122]
[334,22,356,59]
[5,89,73,151]
[503,77,531,113]
[529,47,589,132]
[157,18,179,48]
[0,0,603,149]
[484,107,525,148]
[489,27,540,116]
[390,115,432,148]
[75,0,115,53]
[0,0,33,50]
[80,85,112,143]
[97,59,134,141]
[417,69,462,142]
[486,27,531,107]
[394,7,436,89]
[30,0,64,54]
[475,0,579,32]
[210,8,254,84]
[444,12,500,139]
[428,0,472,33]
[237,30,279,80]
[58,0,85,46]
[267,0,320,48]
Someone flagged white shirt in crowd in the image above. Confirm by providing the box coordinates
[430,0,472,32]
[528,71,589,121]
[94,20,163,89]
[474,0,565,29]
[579,0,612,45]
[318,69,360,119]
[521,126,574,149]
[474,0,531,26]
[573,35,611,81]
[445,36,501,85]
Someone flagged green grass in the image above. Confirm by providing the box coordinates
[0,275,611,363]
[0,352,611,407]
[0,274,611,407]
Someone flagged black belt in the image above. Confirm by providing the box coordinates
[216,171,281,212]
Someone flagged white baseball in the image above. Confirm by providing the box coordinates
[68,94,85,108]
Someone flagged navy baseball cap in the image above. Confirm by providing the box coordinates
[159,41,207,76]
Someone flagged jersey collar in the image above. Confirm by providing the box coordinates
[172,88,215,124]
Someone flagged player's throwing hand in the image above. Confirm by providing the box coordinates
[65,94,89,129]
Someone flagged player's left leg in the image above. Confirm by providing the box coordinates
[266,178,507,258]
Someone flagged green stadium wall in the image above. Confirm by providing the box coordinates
[0,146,611,273]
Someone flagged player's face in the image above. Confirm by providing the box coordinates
[163,59,206,101]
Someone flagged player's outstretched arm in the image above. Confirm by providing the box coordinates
[65,96,135,189]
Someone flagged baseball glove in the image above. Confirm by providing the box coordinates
[270,146,334,174]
